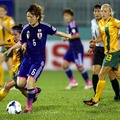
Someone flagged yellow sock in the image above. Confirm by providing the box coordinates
[94,80,106,102]
[9,70,13,78]
[0,89,8,101]
[0,65,4,86]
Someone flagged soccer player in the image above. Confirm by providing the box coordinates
[0,24,27,101]
[89,5,120,100]
[62,8,92,90]
[84,4,120,106]
[0,4,15,87]
[5,4,71,113]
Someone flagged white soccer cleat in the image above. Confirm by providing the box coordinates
[84,84,93,90]
[65,83,78,90]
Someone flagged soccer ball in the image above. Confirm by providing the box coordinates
[6,101,22,114]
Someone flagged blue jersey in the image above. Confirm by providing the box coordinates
[67,20,83,51]
[20,22,57,61]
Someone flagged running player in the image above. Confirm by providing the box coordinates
[0,4,15,87]
[62,8,92,90]
[84,4,120,106]
[0,24,27,101]
[5,4,71,113]
[89,5,120,100]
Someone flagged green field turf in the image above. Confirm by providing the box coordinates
[0,71,120,120]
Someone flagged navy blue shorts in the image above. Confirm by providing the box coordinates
[63,49,84,66]
[18,57,45,81]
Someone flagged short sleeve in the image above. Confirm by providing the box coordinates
[69,21,79,35]
[114,19,120,28]
[45,24,57,35]
[8,17,15,28]
[20,28,27,44]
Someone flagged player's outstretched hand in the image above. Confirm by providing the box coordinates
[3,48,12,56]
[88,48,93,55]
[89,39,95,47]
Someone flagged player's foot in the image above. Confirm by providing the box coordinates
[83,99,99,106]
[33,87,41,103]
[84,80,93,90]
[23,108,32,113]
[65,83,78,90]
[114,96,120,101]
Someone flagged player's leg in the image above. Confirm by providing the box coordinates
[73,50,92,89]
[0,53,5,87]
[62,50,78,90]
[92,65,101,93]
[24,61,44,113]
[0,79,15,101]
[108,71,120,100]
[6,56,13,78]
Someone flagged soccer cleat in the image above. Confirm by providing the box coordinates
[33,87,41,103]
[114,96,120,101]
[83,99,99,106]
[84,80,93,90]
[65,83,78,90]
[23,108,32,113]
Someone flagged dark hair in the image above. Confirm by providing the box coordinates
[27,4,44,21]
[0,4,7,11]
[93,4,101,11]
[12,24,23,33]
[63,8,74,16]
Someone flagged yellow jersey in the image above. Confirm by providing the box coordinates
[0,15,15,47]
[12,48,24,73]
[98,17,120,54]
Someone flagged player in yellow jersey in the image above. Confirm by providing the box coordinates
[0,4,15,87]
[0,24,41,102]
[84,4,120,106]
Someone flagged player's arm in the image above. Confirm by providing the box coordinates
[4,41,22,55]
[55,31,71,39]
[90,36,102,47]
[0,41,7,46]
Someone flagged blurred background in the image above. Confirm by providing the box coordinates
[1,0,120,70]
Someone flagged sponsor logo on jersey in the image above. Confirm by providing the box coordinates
[37,29,42,39]
[26,31,30,39]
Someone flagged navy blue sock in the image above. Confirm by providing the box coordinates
[64,67,73,79]
[80,69,89,82]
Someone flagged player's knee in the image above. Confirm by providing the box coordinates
[77,66,83,72]
[98,73,105,80]
[62,61,69,69]
[17,78,26,88]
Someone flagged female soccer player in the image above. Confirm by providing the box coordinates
[62,8,92,90]
[89,5,120,100]
[5,4,71,113]
[0,24,28,101]
[0,5,15,87]
[84,4,120,106]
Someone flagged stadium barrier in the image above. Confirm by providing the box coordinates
[2,40,93,71]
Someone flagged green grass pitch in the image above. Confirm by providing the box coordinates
[0,71,120,120]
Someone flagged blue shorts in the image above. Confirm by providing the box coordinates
[63,49,84,66]
[18,57,45,81]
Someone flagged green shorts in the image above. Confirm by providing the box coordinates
[102,51,120,69]
[1,47,13,61]
[12,73,18,83]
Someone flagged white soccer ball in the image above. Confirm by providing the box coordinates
[6,101,22,114]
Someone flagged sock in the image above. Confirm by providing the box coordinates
[64,67,76,83]
[9,70,13,78]
[94,80,106,102]
[80,69,90,83]
[26,88,35,110]
[111,78,120,97]
[0,65,4,86]
[0,89,8,101]
[92,74,99,94]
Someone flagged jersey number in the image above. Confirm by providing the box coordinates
[31,69,36,76]
[32,39,36,46]
[106,54,112,61]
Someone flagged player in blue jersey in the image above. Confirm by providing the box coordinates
[62,8,93,90]
[5,4,71,113]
